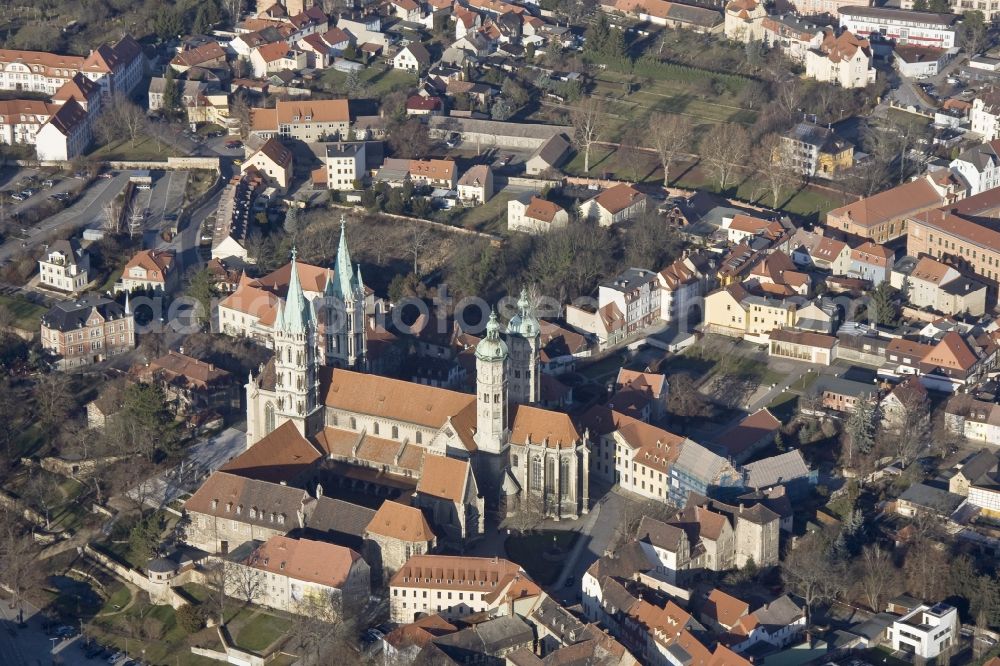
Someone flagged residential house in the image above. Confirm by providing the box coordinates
[613,368,669,422]
[713,408,782,464]
[971,88,1000,141]
[825,174,956,243]
[456,165,494,204]
[251,99,350,141]
[668,439,744,503]
[613,420,685,502]
[507,195,569,234]
[948,448,998,496]
[132,350,239,418]
[40,294,135,369]
[319,141,366,190]
[848,241,895,284]
[895,482,965,518]
[525,133,571,175]
[804,29,876,88]
[364,500,436,579]
[600,0,724,33]
[812,375,875,414]
[250,42,308,78]
[761,14,823,63]
[118,249,178,294]
[241,137,293,193]
[38,239,90,292]
[879,374,928,428]
[723,214,786,245]
[228,535,370,614]
[780,122,854,177]
[724,0,766,42]
[789,229,851,274]
[945,396,1000,446]
[388,555,537,623]
[950,139,1000,195]
[919,330,983,392]
[891,255,987,316]
[393,43,431,71]
[169,42,228,73]
[581,268,660,343]
[657,252,714,327]
[887,602,958,660]
[0,35,145,98]
[578,184,647,226]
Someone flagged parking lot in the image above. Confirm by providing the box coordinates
[0,169,193,266]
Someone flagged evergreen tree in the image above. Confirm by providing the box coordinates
[929,0,951,11]
[585,13,611,54]
[844,393,877,464]
[161,67,182,121]
[912,0,928,10]
[185,268,217,327]
[193,8,209,35]
[867,281,898,327]
[155,10,183,40]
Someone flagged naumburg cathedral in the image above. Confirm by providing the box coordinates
[244,221,590,520]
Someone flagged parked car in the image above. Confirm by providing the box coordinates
[42,179,55,188]
[9,193,25,202]
[98,172,114,179]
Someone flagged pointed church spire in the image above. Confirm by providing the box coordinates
[355,263,365,296]
[333,214,354,299]
[281,247,309,334]
[124,290,130,315]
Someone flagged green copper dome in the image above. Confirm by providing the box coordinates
[475,310,508,361]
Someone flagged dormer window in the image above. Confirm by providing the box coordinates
[226,502,233,513]
[211,499,218,510]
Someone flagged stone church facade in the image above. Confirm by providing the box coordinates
[243,230,590,521]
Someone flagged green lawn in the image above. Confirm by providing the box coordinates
[99,585,132,614]
[788,371,819,393]
[579,351,628,381]
[179,583,211,605]
[452,191,517,233]
[318,65,416,96]
[89,135,183,161]
[505,531,578,586]
[0,293,47,330]
[233,612,292,653]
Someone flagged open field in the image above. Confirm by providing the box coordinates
[318,65,417,96]
[89,135,183,161]
[0,293,47,330]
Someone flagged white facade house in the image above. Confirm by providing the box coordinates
[38,239,90,292]
[578,184,647,227]
[323,142,366,190]
[805,30,876,89]
[598,268,660,337]
[888,603,958,660]
[392,43,430,71]
[507,196,569,234]
[838,6,958,50]
[971,92,1000,141]
[950,139,1000,195]
[34,99,91,161]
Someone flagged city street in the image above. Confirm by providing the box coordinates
[0,597,91,666]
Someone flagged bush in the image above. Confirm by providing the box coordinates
[177,604,204,634]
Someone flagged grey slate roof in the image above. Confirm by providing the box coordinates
[636,515,685,551]
[40,294,129,332]
[754,595,805,628]
[303,496,376,548]
[528,133,572,167]
[813,375,876,399]
[743,450,811,489]
[433,615,534,656]
[956,448,999,485]
[898,482,965,515]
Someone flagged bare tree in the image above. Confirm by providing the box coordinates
[647,114,692,187]
[570,97,606,173]
[858,545,896,612]
[103,199,124,235]
[287,593,356,665]
[504,493,546,535]
[881,383,931,467]
[409,225,433,277]
[0,514,43,622]
[96,93,147,148]
[230,92,251,141]
[782,532,844,620]
[32,372,74,431]
[20,470,58,530]
[754,134,800,208]
[225,562,265,606]
[699,124,750,192]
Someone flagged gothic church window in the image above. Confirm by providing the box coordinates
[546,458,555,492]
[560,457,570,495]
[265,402,275,434]
[530,456,542,491]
